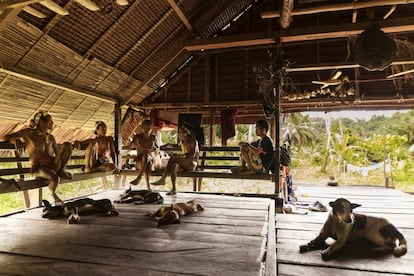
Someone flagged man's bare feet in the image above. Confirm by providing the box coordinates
[130,176,141,185]
[166,190,176,195]
[52,193,63,205]
[151,179,166,186]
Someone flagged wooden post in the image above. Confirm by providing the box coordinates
[274,86,280,195]
[114,101,123,187]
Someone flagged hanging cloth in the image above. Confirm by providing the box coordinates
[220,109,237,146]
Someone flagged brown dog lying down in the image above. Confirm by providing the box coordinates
[299,198,407,260]
[148,200,204,226]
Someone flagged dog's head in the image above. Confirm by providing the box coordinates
[144,192,164,204]
[41,200,65,219]
[187,200,204,212]
[329,198,361,224]
[157,205,180,226]
[118,187,133,200]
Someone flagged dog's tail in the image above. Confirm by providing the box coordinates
[393,230,407,257]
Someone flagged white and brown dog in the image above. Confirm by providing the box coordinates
[299,198,407,260]
[42,198,119,224]
[148,200,204,226]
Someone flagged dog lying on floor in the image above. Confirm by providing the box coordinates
[114,188,164,204]
[42,198,119,224]
[148,200,204,226]
[299,198,408,260]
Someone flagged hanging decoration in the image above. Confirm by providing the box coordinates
[253,45,292,118]
[353,24,396,71]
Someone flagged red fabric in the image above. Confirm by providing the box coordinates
[150,109,178,130]
[220,109,237,146]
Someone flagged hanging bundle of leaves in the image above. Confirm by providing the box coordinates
[252,45,291,117]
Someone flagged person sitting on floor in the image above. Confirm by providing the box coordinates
[231,119,274,174]
[128,119,158,190]
[151,123,199,195]
[74,121,117,173]
[4,111,72,204]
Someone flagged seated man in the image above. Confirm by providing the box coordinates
[4,111,72,204]
[75,121,117,173]
[128,119,158,190]
[231,119,274,174]
[151,123,199,195]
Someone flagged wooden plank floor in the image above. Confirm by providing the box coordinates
[276,184,414,276]
[0,188,275,276]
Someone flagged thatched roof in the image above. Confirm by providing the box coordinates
[0,0,414,142]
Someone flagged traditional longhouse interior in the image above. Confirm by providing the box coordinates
[0,0,414,275]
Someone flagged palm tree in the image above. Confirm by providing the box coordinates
[281,113,318,150]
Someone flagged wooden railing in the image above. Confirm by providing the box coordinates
[0,142,113,207]
[119,146,278,192]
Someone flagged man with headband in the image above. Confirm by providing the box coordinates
[4,111,72,204]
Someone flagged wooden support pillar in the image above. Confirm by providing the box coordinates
[204,54,210,105]
[114,101,123,187]
[209,111,214,146]
[274,86,281,195]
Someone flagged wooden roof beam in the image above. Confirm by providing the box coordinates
[185,32,276,51]
[0,0,41,9]
[121,49,185,106]
[261,0,414,19]
[286,60,414,72]
[184,16,414,51]
[0,7,22,32]
[167,0,195,35]
[0,66,118,103]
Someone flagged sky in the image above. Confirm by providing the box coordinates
[302,110,409,120]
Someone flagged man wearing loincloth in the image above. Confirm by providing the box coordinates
[128,119,158,190]
[5,111,72,204]
[75,121,117,173]
[151,123,199,195]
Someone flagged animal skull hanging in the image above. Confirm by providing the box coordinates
[353,24,396,71]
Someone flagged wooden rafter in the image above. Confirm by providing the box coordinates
[23,6,46,18]
[185,32,276,51]
[167,0,195,34]
[121,49,185,105]
[0,7,22,32]
[39,0,68,15]
[114,8,190,100]
[260,0,414,19]
[0,66,118,103]
[184,17,414,51]
[114,7,175,68]
[286,60,414,72]
[84,0,145,58]
[0,0,41,9]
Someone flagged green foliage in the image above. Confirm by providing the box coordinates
[0,193,24,215]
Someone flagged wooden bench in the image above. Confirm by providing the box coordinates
[0,141,113,208]
[119,146,281,194]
